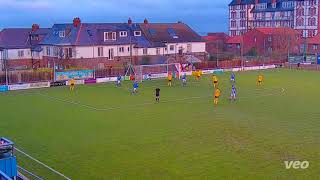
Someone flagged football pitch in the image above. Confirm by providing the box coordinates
[0,69,319,179]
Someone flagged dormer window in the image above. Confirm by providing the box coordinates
[30,35,39,41]
[120,31,128,37]
[104,32,117,41]
[59,31,65,38]
[272,3,276,8]
[134,31,142,36]
[256,3,267,10]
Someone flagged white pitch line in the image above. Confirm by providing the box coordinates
[38,87,286,112]
[15,147,71,180]
[38,93,101,111]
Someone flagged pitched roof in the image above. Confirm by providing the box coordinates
[307,34,320,44]
[41,23,152,47]
[229,0,254,6]
[0,28,50,49]
[255,27,298,35]
[227,35,242,44]
[139,23,204,46]
[203,33,229,42]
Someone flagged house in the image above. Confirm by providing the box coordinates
[229,0,320,38]
[203,33,230,59]
[226,27,301,57]
[0,24,50,70]
[40,18,206,69]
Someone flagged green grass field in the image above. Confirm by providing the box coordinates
[0,69,319,179]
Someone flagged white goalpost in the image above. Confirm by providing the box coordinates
[135,63,181,82]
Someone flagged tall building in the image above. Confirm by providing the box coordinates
[229,0,320,38]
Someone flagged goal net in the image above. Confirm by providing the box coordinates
[135,63,181,82]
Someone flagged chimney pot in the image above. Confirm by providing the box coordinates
[73,17,81,27]
[31,24,40,32]
[128,18,132,25]
[144,18,149,24]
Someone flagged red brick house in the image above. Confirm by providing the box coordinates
[227,28,301,58]
[203,33,229,59]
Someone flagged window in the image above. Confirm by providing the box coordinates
[231,20,236,28]
[308,18,316,26]
[46,47,51,56]
[296,8,304,16]
[98,47,104,57]
[119,47,125,53]
[119,31,128,37]
[108,49,114,60]
[309,7,317,16]
[296,18,304,26]
[59,31,65,38]
[187,44,192,53]
[256,3,267,10]
[30,35,39,41]
[156,48,161,55]
[268,36,272,42]
[313,44,318,50]
[134,31,142,36]
[240,20,246,27]
[64,48,73,58]
[128,47,130,52]
[53,47,59,57]
[18,50,24,57]
[104,32,117,41]
[282,1,294,8]
[231,11,236,19]
[240,11,246,19]
[169,45,175,51]
[143,48,148,55]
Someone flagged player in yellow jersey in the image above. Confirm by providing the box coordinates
[196,70,201,81]
[168,73,173,87]
[212,74,219,88]
[257,74,264,86]
[214,88,221,105]
[70,78,76,91]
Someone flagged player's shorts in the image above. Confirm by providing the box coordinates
[155,94,160,97]
[214,81,218,84]
[258,80,262,83]
[117,80,121,84]
[134,88,137,91]
[215,96,219,99]
[168,79,172,82]
[71,83,75,86]
[182,79,187,83]
[230,92,236,97]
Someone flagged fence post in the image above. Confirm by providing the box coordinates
[5,68,8,86]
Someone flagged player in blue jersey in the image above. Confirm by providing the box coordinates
[116,75,122,87]
[229,85,237,102]
[132,81,139,94]
[181,73,187,87]
[230,72,236,83]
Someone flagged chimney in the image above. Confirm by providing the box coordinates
[128,18,133,25]
[31,24,40,32]
[73,17,81,27]
[144,18,149,24]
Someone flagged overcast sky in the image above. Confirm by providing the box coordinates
[0,0,230,35]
